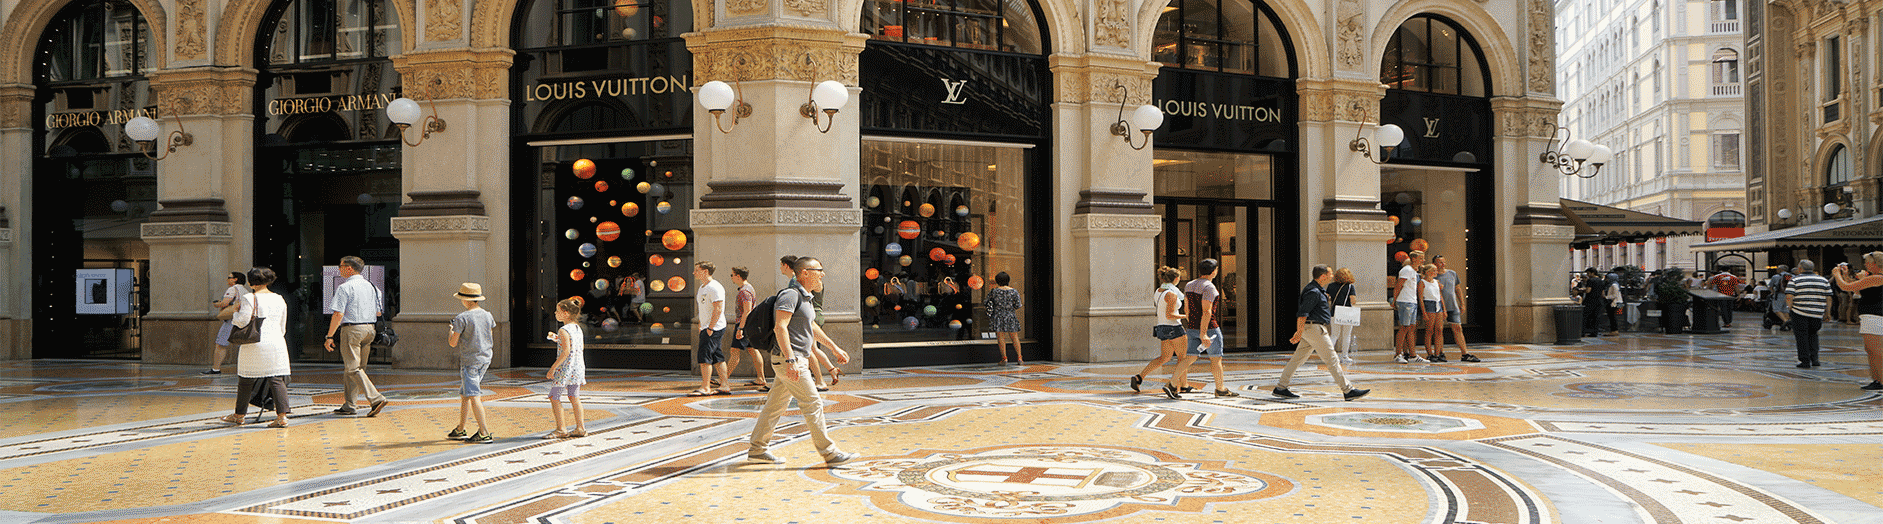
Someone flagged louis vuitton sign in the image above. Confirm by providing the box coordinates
[524,75,692,102]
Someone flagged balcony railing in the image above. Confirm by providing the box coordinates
[1712,83,1742,96]
[1710,19,1740,34]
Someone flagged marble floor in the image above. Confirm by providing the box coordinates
[4,323,1883,524]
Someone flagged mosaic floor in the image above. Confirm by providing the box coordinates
[5,323,1883,524]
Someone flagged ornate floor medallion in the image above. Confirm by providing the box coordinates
[1557,382,1766,400]
[821,444,1287,522]
[1306,411,1486,433]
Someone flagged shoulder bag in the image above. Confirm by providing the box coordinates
[370,284,398,348]
[1330,284,1362,327]
[226,295,265,345]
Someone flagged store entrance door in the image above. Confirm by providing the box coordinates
[1154,201,1273,351]
[253,143,401,363]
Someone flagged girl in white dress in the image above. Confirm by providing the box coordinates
[544,298,589,438]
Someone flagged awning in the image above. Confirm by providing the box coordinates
[1691,214,1883,252]
[1559,198,1706,243]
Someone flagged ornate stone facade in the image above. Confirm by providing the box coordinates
[150,67,256,117]
[389,49,514,100]
[1336,0,1365,71]
[175,0,208,61]
[687,28,865,85]
[425,0,463,42]
[1527,0,1554,94]
[689,208,863,227]
[139,222,234,240]
[1093,0,1131,50]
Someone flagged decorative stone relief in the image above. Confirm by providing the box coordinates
[176,0,208,61]
[140,222,234,240]
[390,215,490,234]
[1094,0,1131,49]
[0,96,26,128]
[1510,224,1578,243]
[1068,214,1161,232]
[153,71,256,116]
[696,43,859,85]
[1314,219,1395,237]
[1336,0,1364,71]
[426,0,463,42]
[690,208,863,227]
[1528,0,1555,94]
[728,0,766,17]
[784,0,827,18]
[1087,73,1152,105]
[393,51,514,100]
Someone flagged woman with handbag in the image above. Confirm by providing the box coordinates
[203,271,249,375]
[1328,268,1361,365]
[220,267,293,428]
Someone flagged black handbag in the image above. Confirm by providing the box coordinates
[226,296,265,345]
[372,318,398,348]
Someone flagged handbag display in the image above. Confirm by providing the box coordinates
[1332,305,1362,326]
[226,296,265,345]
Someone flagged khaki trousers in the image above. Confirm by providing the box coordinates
[748,356,837,456]
[337,324,385,408]
[1278,324,1351,391]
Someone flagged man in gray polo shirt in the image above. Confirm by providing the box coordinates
[747,256,857,466]
[325,256,388,416]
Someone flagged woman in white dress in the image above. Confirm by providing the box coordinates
[220,267,292,428]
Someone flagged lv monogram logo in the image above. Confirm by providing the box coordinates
[1423,117,1441,138]
[940,79,969,105]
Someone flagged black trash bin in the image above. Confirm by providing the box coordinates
[1687,290,1731,334]
[1636,300,1662,332]
[1553,305,1582,345]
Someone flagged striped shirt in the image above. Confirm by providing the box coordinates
[1787,273,1834,319]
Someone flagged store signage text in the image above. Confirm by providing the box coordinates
[1423,117,1441,138]
[45,108,158,129]
[1155,99,1283,123]
[268,93,395,116]
[940,79,969,104]
[524,75,691,102]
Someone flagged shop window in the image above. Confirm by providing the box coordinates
[38,0,149,82]
[515,0,694,134]
[859,140,1028,345]
[266,0,401,63]
[1380,15,1489,97]
[1150,0,1293,77]
[1707,210,1745,229]
[862,0,1043,54]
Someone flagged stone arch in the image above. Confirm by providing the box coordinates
[0,0,168,85]
[1369,0,1521,97]
[1134,0,1326,77]
[1812,136,1853,188]
[217,0,417,68]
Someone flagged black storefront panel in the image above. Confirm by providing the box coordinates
[1152,69,1294,153]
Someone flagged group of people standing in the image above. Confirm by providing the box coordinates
[1393,251,1479,363]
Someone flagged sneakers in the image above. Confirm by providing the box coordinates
[1394,354,1408,364]
[466,432,493,443]
[1460,354,1482,363]
[1410,356,1428,363]
[1862,381,1883,391]
[1429,354,1448,363]
[367,399,389,417]
[1270,387,1300,399]
[1343,388,1372,401]
[824,450,859,466]
[747,452,784,464]
[1340,356,1355,366]
[332,407,358,416]
[446,428,468,440]
[1129,374,1143,393]
[1162,383,1182,400]
[1214,388,1240,398]
[200,369,222,375]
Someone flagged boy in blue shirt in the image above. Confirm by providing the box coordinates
[447,283,496,443]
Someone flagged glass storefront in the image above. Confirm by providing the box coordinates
[1152,151,1286,351]
[32,0,154,359]
[253,0,404,362]
[859,139,1029,345]
[512,0,694,368]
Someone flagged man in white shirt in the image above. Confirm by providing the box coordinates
[1393,251,1427,364]
[324,256,388,416]
[690,261,730,396]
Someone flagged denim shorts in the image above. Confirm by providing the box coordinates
[1446,310,1462,324]
[1185,328,1224,356]
[1394,302,1420,326]
[214,321,235,346]
[459,362,488,397]
[1153,325,1185,341]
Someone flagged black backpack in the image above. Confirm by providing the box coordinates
[741,287,797,352]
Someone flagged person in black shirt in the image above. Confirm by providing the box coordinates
[1273,265,1370,401]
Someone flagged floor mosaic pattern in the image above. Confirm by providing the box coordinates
[3,323,1883,523]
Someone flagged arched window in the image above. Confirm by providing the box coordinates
[1707,210,1745,229]
[863,0,1043,54]
[38,0,150,82]
[1151,0,1294,77]
[263,0,401,64]
[1381,15,1489,96]
[1712,48,1739,84]
[1827,145,1852,186]
[515,0,693,49]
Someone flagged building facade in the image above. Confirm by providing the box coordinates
[1555,0,1749,274]
[0,0,1573,369]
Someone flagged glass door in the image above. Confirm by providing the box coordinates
[1154,202,1261,351]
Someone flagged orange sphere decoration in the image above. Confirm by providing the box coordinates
[613,0,640,17]
[595,180,610,192]
[1394,251,1409,262]
[649,279,665,292]
[944,254,957,265]
[649,254,665,266]
[897,220,921,240]
[622,202,640,217]
[918,203,936,217]
[957,232,981,249]
[968,275,984,289]
[595,221,621,241]
[929,247,948,261]
[865,267,881,280]
[667,276,687,292]
[572,159,596,179]
[1388,215,1400,225]
[1410,238,1430,252]
[661,229,688,251]
[570,269,586,281]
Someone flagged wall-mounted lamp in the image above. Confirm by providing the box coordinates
[1538,122,1612,178]
[1108,83,1163,150]
[387,97,447,147]
[698,80,751,134]
[1777,208,1794,221]
[800,80,848,134]
[123,115,192,160]
[1348,122,1404,164]
[1825,185,1856,218]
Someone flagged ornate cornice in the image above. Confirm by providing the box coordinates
[685,28,865,85]
[390,215,490,239]
[1314,218,1395,239]
[1048,55,1157,105]
[1510,224,1578,243]
[1489,96,1563,138]
[700,180,851,209]
[1068,213,1161,233]
[690,207,863,227]
[389,48,515,101]
[1295,78,1384,123]
[140,221,233,242]
[149,67,258,117]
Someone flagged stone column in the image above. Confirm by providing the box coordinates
[1047,54,1162,362]
[686,24,866,372]
[1494,96,1575,343]
[139,67,256,365]
[0,84,31,359]
[1299,79,1396,352]
[387,49,512,369]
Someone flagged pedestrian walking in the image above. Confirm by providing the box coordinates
[544,298,590,438]
[204,271,248,375]
[985,272,1023,365]
[1705,267,1743,327]
[748,256,859,467]
[725,267,768,390]
[1785,262,1832,369]
[1131,266,1187,392]
[1328,267,1359,365]
[1272,265,1370,401]
[324,256,387,417]
[1831,253,1883,391]
[778,255,838,390]
[689,262,731,397]
[446,283,495,443]
[1579,268,1607,337]
[1433,257,1480,362]
[218,267,291,428]
[1165,258,1238,398]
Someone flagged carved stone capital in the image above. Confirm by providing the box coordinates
[1319,196,1388,221]
[389,48,516,101]
[0,84,32,128]
[1048,56,1158,105]
[1068,213,1161,237]
[390,215,491,239]
[1513,203,1572,227]
[1295,78,1386,123]
[689,207,863,228]
[1314,218,1395,240]
[1074,190,1152,215]
[1490,96,1563,138]
[150,199,230,223]
[148,67,259,117]
[140,222,234,242]
[1510,224,1577,243]
[685,28,865,85]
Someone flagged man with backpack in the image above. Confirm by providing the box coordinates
[747,256,859,467]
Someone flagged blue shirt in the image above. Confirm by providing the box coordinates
[330,275,380,323]
[451,307,496,366]
[1297,280,1332,324]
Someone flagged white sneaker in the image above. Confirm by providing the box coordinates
[1410,356,1428,363]
[1394,354,1408,364]
[1340,356,1356,365]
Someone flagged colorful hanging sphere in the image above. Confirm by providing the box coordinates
[622,202,640,217]
[885,243,904,257]
[649,279,665,292]
[929,247,948,261]
[636,182,651,193]
[944,254,957,265]
[867,196,881,208]
[570,269,586,281]
[968,275,984,289]
[664,170,673,178]
[932,230,946,238]
[596,221,621,241]
[1394,251,1409,262]
[621,167,636,179]
[607,256,623,268]
[667,276,687,292]
[1410,217,1424,227]
[593,278,610,291]
[957,232,981,249]
[656,201,673,214]
[865,267,880,280]
[609,200,617,206]
[601,318,619,332]
[649,322,665,334]
[613,0,640,17]
[947,319,963,329]
[649,183,665,195]
[864,296,880,307]
[1410,238,1430,252]
[567,196,585,210]
[918,203,936,217]
[589,216,598,224]
[673,257,682,265]
[899,255,913,267]
[564,229,579,240]
[897,220,921,239]
[902,316,919,329]
[662,306,671,313]
[923,305,938,317]
[639,302,654,315]
[1389,215,1401,225]
[569,296,585,307]
[661,229,688,250]
[595,180,611,192]
[649,254,665,266]
[577,243,597,258]
[573,159,596,179]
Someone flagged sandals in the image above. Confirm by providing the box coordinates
[827,368,843,387]
[268,419,289,428]
[715,389,732,396]
[219,414,246,425]
[568,429,588,438]
[543,429,569,439]
[686,389,715,397]
[745,380,768,388]
[1162,383,1181,400]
